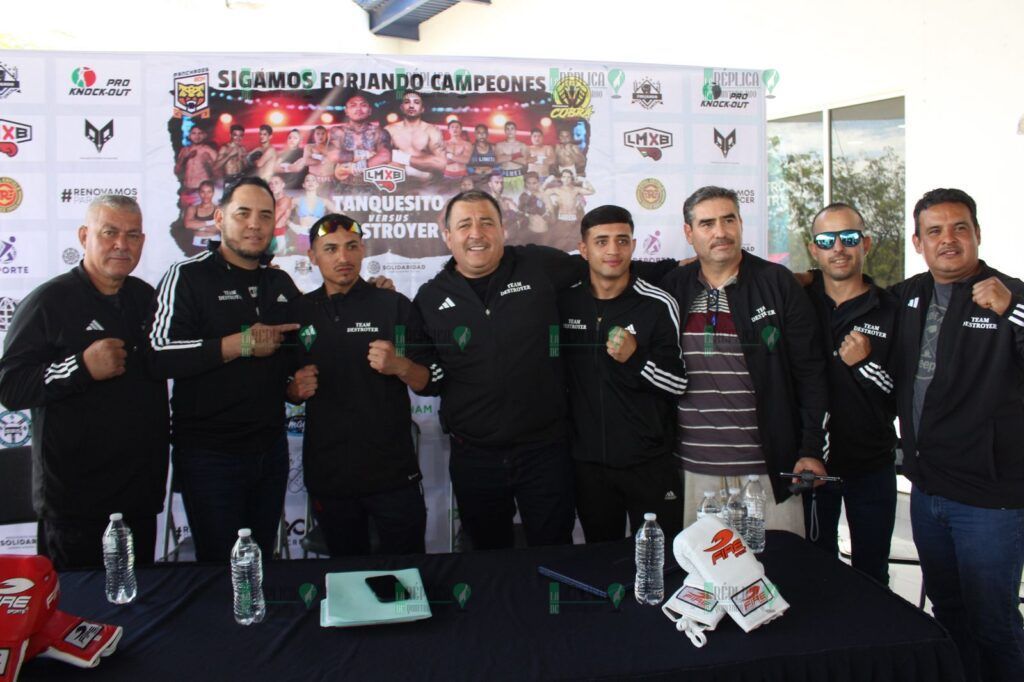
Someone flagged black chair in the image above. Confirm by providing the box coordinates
[0,446,34,526]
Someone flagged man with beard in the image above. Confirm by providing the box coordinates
[803,203,899,585]
[148,177,301,561]
[385,90,445,184]
[333,90,392,188]
[659,186,829,535]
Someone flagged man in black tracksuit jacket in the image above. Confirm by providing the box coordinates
[0,196,168,570]
[803,203,899,585]
[558,205,687,542]
[891,188,1024,682]
[148,178,300,561]
[285,214,428,556]
[659,186,828,533]
[412,191,676,550]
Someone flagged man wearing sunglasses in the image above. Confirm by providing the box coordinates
[803,203,899,586]
[284,214,429,556]
[660,186,829,535]
[890,188,1024,682]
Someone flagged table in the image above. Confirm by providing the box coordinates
[20,532,962,681]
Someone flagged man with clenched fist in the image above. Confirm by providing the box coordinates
[891,188,1024,682]
[148,177,300,561]
[286,214,429,556]
[0,195,169,570]
[803,202,899,586]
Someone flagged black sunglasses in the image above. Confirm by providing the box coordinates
[813,229,863,250]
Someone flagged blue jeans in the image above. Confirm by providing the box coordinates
[173,434,289,562]
[911,486,1024,682]
[803,463,897,585]
[449,438,574,550]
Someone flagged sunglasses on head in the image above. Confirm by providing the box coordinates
[813,229,863,250]
[309,214,362,243]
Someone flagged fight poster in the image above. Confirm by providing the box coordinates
[0,51,767,556]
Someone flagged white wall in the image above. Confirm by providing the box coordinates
[4,0,1023,276]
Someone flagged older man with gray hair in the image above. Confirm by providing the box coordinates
[0,195,169,570]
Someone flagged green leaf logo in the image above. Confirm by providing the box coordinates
[453,325,472,351]
[763,69,780,96]
[607,582,625,609]
[761,325,780,351]
[299,582,318,609]
[299,325,317,350]
[453,582,471,609]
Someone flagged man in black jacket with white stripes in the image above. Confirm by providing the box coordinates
[892,188,1024,682]
[558,205,686,542]
[148,177,300,561]
[803,203,898,585]
[0,195,168,570]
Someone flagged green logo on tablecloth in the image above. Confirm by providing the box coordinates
[299,583,318,609]
[453,583,472,609]
[607,583,625,609]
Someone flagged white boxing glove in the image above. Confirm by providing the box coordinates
[677,516,788,633]
[662,571,725,647]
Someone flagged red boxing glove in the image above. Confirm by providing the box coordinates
[0,554,123,681]
[0,555,60,682]
[26,610,122,669]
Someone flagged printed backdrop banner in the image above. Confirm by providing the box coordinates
[0,51,767,556]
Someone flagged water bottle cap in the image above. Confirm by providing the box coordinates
[237,528,252,538]
[643,512,656,521]
[747,474,759,481]
[109,513,123,521]
[728,487,740,494]
[703,490,715,497]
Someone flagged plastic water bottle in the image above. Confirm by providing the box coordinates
[230,529,266,625]
[634,513,665,605]
[741,475,767,553]
[696,490,722,519]
[102,513,137,604]
[720,487,747,536]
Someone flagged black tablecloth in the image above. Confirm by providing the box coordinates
[21,532,962,681]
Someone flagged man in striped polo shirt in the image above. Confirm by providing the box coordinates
[660,186,829,534]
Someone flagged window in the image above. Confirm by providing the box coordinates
[768,97,905,286]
